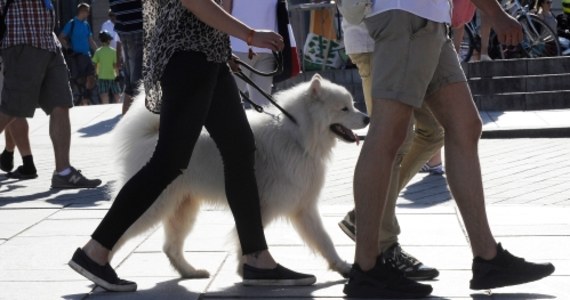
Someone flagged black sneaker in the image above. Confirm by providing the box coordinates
[51,167,102,189]
[384,243,439,281]
[343,255,433,299]
[338,210,355,241]
[242,264,316,286]
[6,166,38,180]
[0,150,14,173]
[68,248,137,292]
[470,243,555,290]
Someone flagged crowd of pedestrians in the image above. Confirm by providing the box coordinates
[0,0,561,298]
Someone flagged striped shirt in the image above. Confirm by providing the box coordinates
[109,0,143,34]
[0,0,60,52]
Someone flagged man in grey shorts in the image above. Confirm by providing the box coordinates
[0,0,101,189]
[345,0,555,298]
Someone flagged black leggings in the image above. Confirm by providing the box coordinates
[92,51,268,255]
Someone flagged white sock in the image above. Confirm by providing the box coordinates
[58,167,72,176]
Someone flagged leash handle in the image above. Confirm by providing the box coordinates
[235,51,283,77]
[234,70,297,125]
[233,51,298,125]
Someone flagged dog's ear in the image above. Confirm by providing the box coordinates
[310,74,322,98]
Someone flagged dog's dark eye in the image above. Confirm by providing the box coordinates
[342,107,349,112]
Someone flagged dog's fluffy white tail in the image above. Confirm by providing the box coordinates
[112,95,160,193]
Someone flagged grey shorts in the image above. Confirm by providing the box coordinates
[364,10,467,107]
[0,45,73,117]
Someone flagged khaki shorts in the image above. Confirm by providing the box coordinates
[0,45,73,117]
[364,10,467,107]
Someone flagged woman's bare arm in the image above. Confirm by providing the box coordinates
[180,0,283,51]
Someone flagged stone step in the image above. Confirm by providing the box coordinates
[274,57,570,112]
[466,56,570,78]
[474,90,570,111]
[469,73,570,95]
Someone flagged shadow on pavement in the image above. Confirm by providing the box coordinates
[0,181,113,207]
[398,174,452,207]
[78,114,122,138]
[469,292,556,299]
[204,279,452,299]
[63,278,201,300]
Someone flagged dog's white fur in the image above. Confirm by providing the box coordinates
[109,74,368,278]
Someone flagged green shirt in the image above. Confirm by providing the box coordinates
[92,46,117,80]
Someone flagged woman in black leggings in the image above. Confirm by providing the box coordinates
[69,0,315,292]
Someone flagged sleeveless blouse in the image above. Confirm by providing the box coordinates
[143,0,232,113]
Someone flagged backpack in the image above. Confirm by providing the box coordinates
[62,19,76,56]
[336,0,373,25]
[0,0,15,41]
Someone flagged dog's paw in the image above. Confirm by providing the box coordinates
[179,269,210,279]
[331,261,352,278]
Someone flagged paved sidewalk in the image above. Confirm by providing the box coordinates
[0,104,569,300]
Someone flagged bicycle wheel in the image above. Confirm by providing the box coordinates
[518,14,561,58]
[459,24,475,62]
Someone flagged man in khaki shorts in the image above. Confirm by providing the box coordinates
[344,1,555,298]
[339,19,443,281]
[0,0,101,189]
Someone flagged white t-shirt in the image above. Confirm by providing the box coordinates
[230,0,278,53]
[368,0,452,24]
[101,20,121,49]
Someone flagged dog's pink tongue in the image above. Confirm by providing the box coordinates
[354,132,360,146]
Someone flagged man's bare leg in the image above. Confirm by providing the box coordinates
[354,99,413,270]
[6,118,32,156]
[425,81,496,259]
[49,107,71,172]
[0,111,15,134]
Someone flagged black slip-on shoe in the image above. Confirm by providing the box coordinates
[242,263,316,286]
[68,248,137,292]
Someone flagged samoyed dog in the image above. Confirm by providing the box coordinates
[109,74,369,279]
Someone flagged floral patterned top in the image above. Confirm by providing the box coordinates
[143,0,232,113]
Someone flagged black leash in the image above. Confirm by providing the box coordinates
[233,52,298,125]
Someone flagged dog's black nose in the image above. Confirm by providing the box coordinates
[363,116,370,125]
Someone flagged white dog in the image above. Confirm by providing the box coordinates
[109,74,369,279]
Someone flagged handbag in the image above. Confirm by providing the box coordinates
[0,0,15,41]
[273,0,301,83]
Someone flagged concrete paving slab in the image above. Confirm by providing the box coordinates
[48,208,108,220]
[117,251,227,278]
[0,208,57,239]
[0,281,91,300]
[17,219,101,237]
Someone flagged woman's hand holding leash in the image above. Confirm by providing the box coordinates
[247,30,284,52]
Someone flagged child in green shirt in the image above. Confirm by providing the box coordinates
[92,31,121,104]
